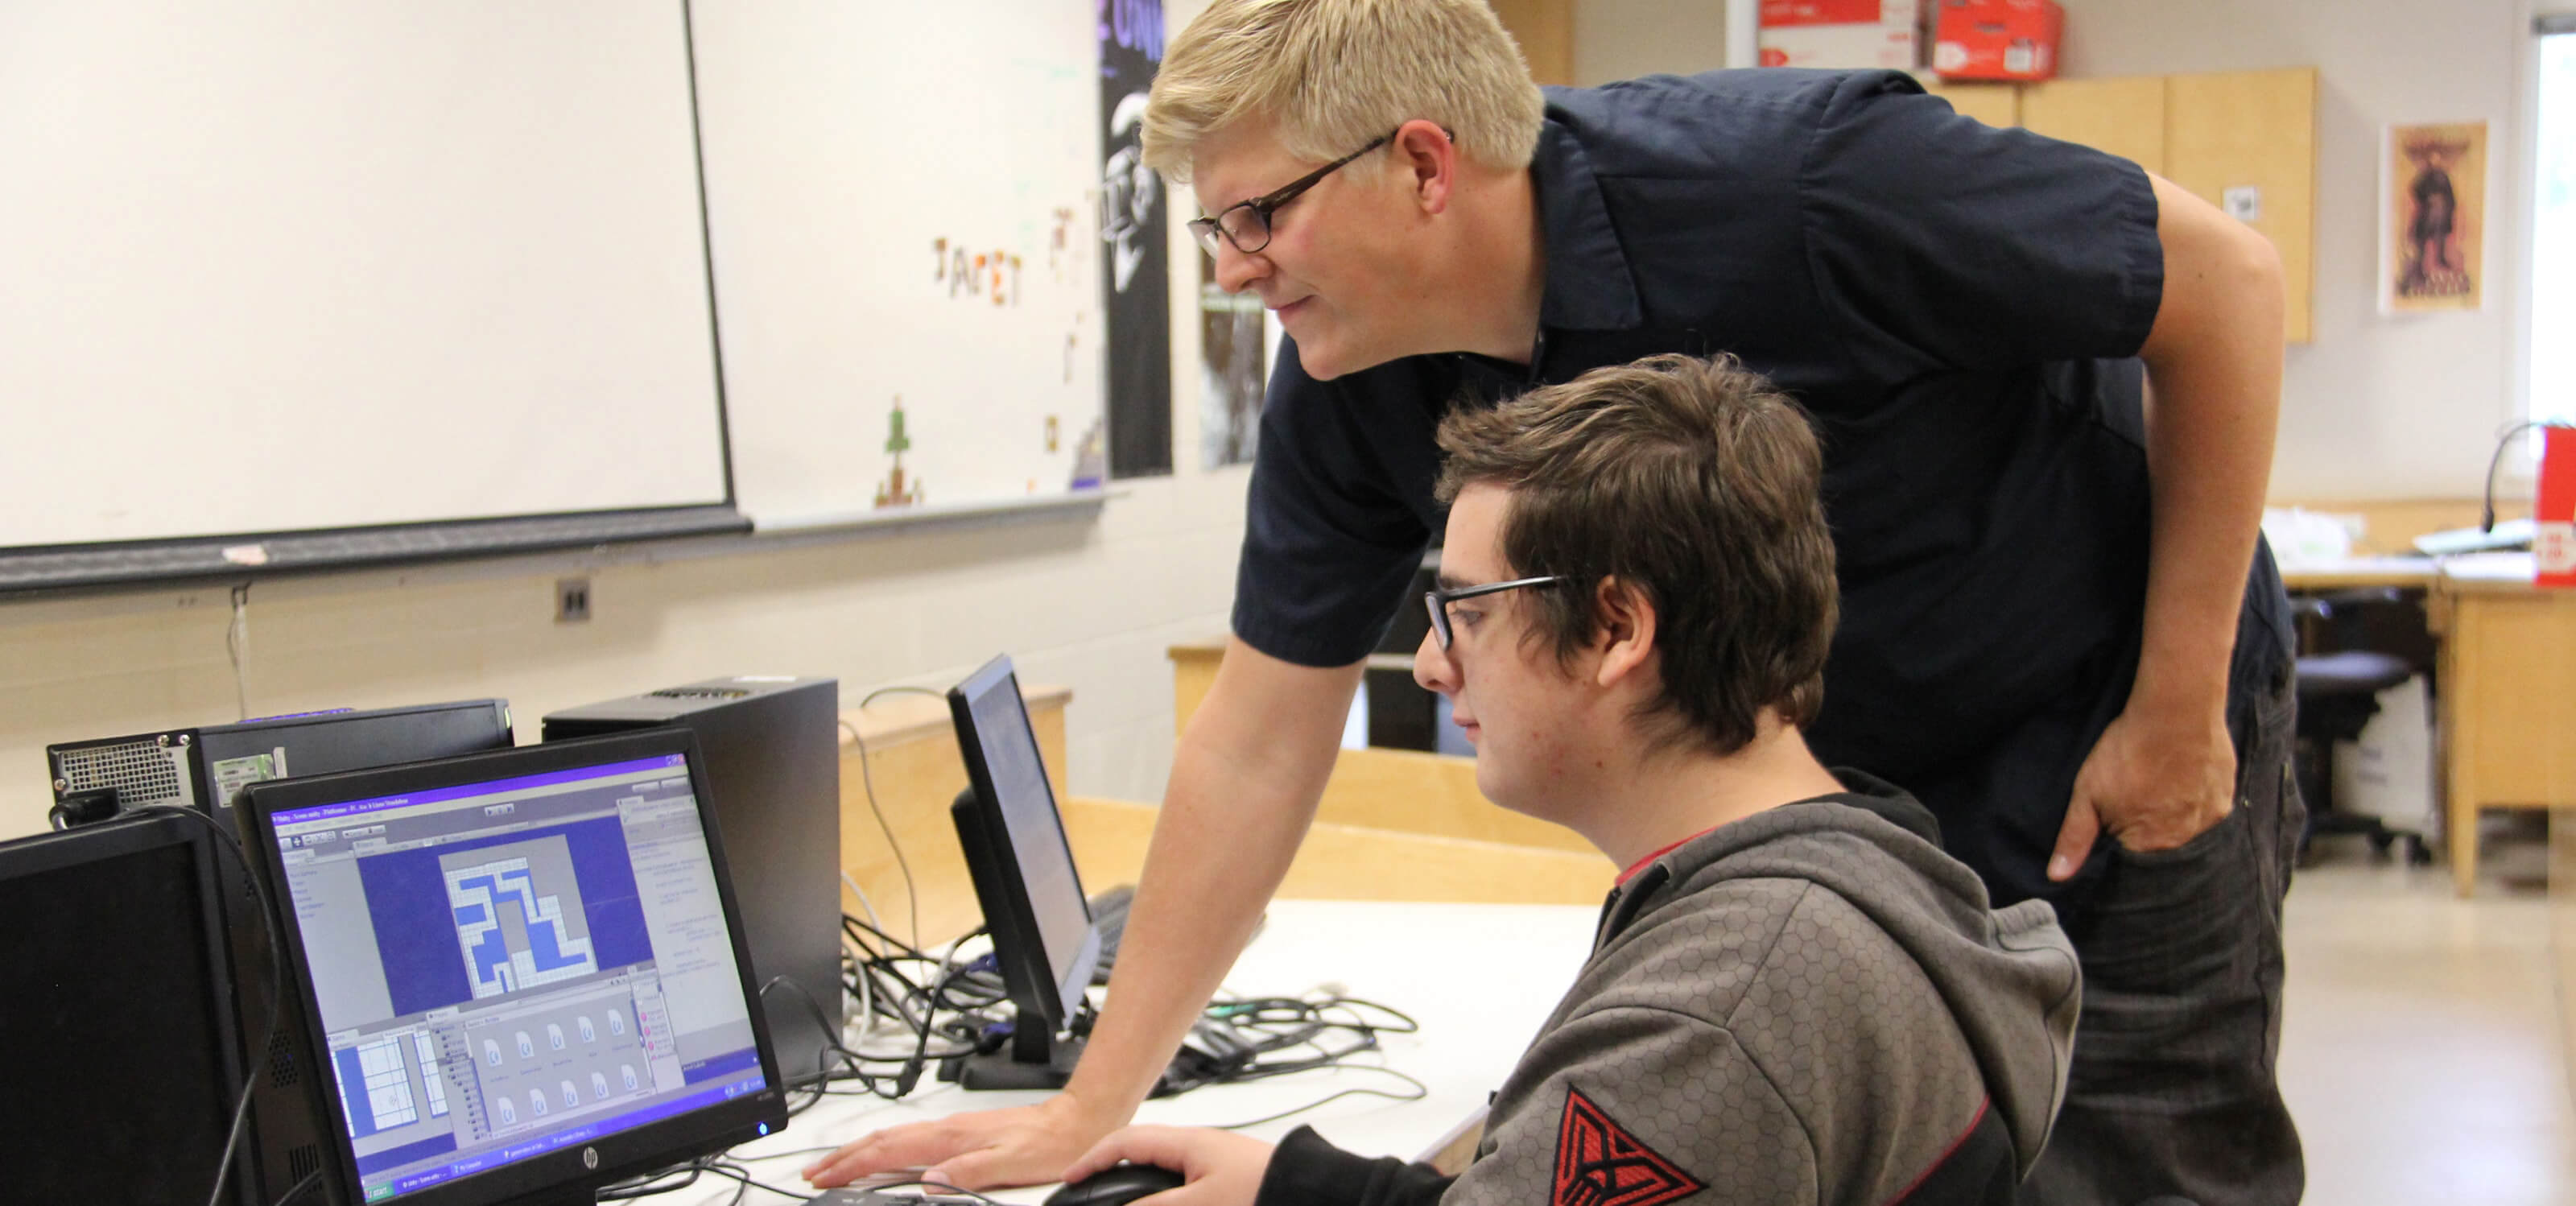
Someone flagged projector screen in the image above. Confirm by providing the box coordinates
[0,1,731,553]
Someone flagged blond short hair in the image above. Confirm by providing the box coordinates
[1142,0,1546,180]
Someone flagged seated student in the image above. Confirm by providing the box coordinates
[1061,354,2083,1206]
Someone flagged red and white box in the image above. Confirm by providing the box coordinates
[1932,0,2064,82]
[1759,0,1924,72]
[2539,424,2575,589]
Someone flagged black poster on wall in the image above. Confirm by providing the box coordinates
[1099,0,1172,478]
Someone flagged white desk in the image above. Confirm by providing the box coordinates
[673,900,1606,1204]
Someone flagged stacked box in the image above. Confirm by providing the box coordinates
[1758,0,1924,72]
[1932,0,2065,82]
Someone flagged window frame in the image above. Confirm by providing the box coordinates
[2512,6,2576,483]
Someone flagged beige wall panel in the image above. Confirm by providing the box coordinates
[1170,640,1221,741]
[1492,0,1577,87]
[1920,81,2021,129]
[1061,796,1615,906]
[1317,745,1594,853]
[2165,68,2318,344]
[2017,75,2168,174]
[1170,638,1592,854]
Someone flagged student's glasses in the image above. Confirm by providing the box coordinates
[1423,576,1565,650]
[1188,131,1393,258]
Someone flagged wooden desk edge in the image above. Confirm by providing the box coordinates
[1170,637,1421,676]
[839,684,1074,747]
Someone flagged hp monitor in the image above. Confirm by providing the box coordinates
[237,729,786,1206]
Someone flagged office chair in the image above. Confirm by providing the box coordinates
[2291,589,2430,864]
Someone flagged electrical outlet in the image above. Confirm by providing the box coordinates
[555,577,592,624]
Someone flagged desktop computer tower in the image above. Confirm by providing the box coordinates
[44,700,517,1206]
[540,676,843,1084]
[47,700,516,828]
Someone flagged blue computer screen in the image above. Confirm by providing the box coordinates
[267,754,766,1201]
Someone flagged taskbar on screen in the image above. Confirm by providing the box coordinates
[363,1068,769,1202]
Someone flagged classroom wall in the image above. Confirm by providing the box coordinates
[2050,0,2546,501]
[1572,0,1730,86]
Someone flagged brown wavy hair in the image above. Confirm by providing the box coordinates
[1435,354,1838,756]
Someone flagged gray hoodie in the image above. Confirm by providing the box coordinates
[1254,771,2082,1206]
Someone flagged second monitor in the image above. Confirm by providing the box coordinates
[944,654,1103,1091]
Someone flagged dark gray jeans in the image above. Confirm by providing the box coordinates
[2024,652,2307,1206]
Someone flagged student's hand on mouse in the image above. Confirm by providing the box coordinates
[2049,701,2236,879]
[1063,1126,1275,1206]
[802,1095,1114,1191]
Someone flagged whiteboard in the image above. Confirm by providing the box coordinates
[690,0,1108,527]
[0,1,731,550]
[0,0,1115,572]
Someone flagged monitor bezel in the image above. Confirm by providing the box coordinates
[0,811,258,1205]
[947,654,1100,1038]
[234,728,787,1206]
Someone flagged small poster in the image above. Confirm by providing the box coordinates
[2383,121,2488,313]
[1100,0,1173,477]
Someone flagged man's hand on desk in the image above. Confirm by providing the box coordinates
[1064,1126,1275,1206]
[801,1092,1118,1192]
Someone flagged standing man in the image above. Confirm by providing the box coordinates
[806,2,2299,1202]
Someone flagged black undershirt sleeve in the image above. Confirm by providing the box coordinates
[1253,1126,1455,1206]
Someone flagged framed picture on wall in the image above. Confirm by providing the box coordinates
[2381,120,2489,313]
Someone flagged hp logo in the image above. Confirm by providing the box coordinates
[582,1147,600,1171]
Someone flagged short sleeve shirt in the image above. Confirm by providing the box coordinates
[1230,68,2289,904]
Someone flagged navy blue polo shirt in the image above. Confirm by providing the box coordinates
[1230,68,2290,906]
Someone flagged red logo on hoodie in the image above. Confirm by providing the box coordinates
[1551,1086,1707,1206]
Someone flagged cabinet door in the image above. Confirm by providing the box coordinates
[1489,0,1575,86]
[2166,68,2318,344]
[1922,81,2021,128]
[2018,75,2168,174]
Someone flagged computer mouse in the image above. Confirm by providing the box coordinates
[1042,1163,1189,1206]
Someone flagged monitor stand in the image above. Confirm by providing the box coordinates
[940,1022,1197,1097]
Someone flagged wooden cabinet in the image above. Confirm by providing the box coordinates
[1923,66,2318,344]
[2018,75,2169,174]
[2166,68,2318,344]
[2435,577,2576,896]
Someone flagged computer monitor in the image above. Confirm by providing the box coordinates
[235,729,787,1206]
[945,654,1102,1089]
[0,812,255,1204]
[47,698,518,1203]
